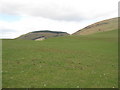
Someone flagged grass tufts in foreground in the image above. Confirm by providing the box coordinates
[2,30,118,88]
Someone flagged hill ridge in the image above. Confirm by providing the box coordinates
[73,17,118,35]
[16,30,69,40]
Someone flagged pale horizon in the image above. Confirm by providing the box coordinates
[0,0,119,39]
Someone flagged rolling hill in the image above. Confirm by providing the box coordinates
[73,17,118,35]
[16,30,69,40]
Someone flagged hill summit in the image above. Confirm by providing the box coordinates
[16,30,69,40]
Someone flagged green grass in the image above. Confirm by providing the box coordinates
[2,30,118,88]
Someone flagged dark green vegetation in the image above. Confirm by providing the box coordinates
[2,30,118,88]
[32,30,67,33]
[16,30,69,40]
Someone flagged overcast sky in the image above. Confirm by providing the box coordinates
[0,0,119,39]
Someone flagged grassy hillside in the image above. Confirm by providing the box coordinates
[2,30,118,88]
[73,17,118,35]
[16,30,69,40]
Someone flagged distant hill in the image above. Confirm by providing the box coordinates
[73,17,118,35]
[16,30,69,40]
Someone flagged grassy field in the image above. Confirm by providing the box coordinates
[2,30,118,88]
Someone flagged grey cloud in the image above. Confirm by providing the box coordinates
[51,14,86,21]
[28,9,86,21]
[0,0,118,22]
[0,0,86,22]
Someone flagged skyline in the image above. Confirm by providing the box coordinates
[0,0,119,39]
